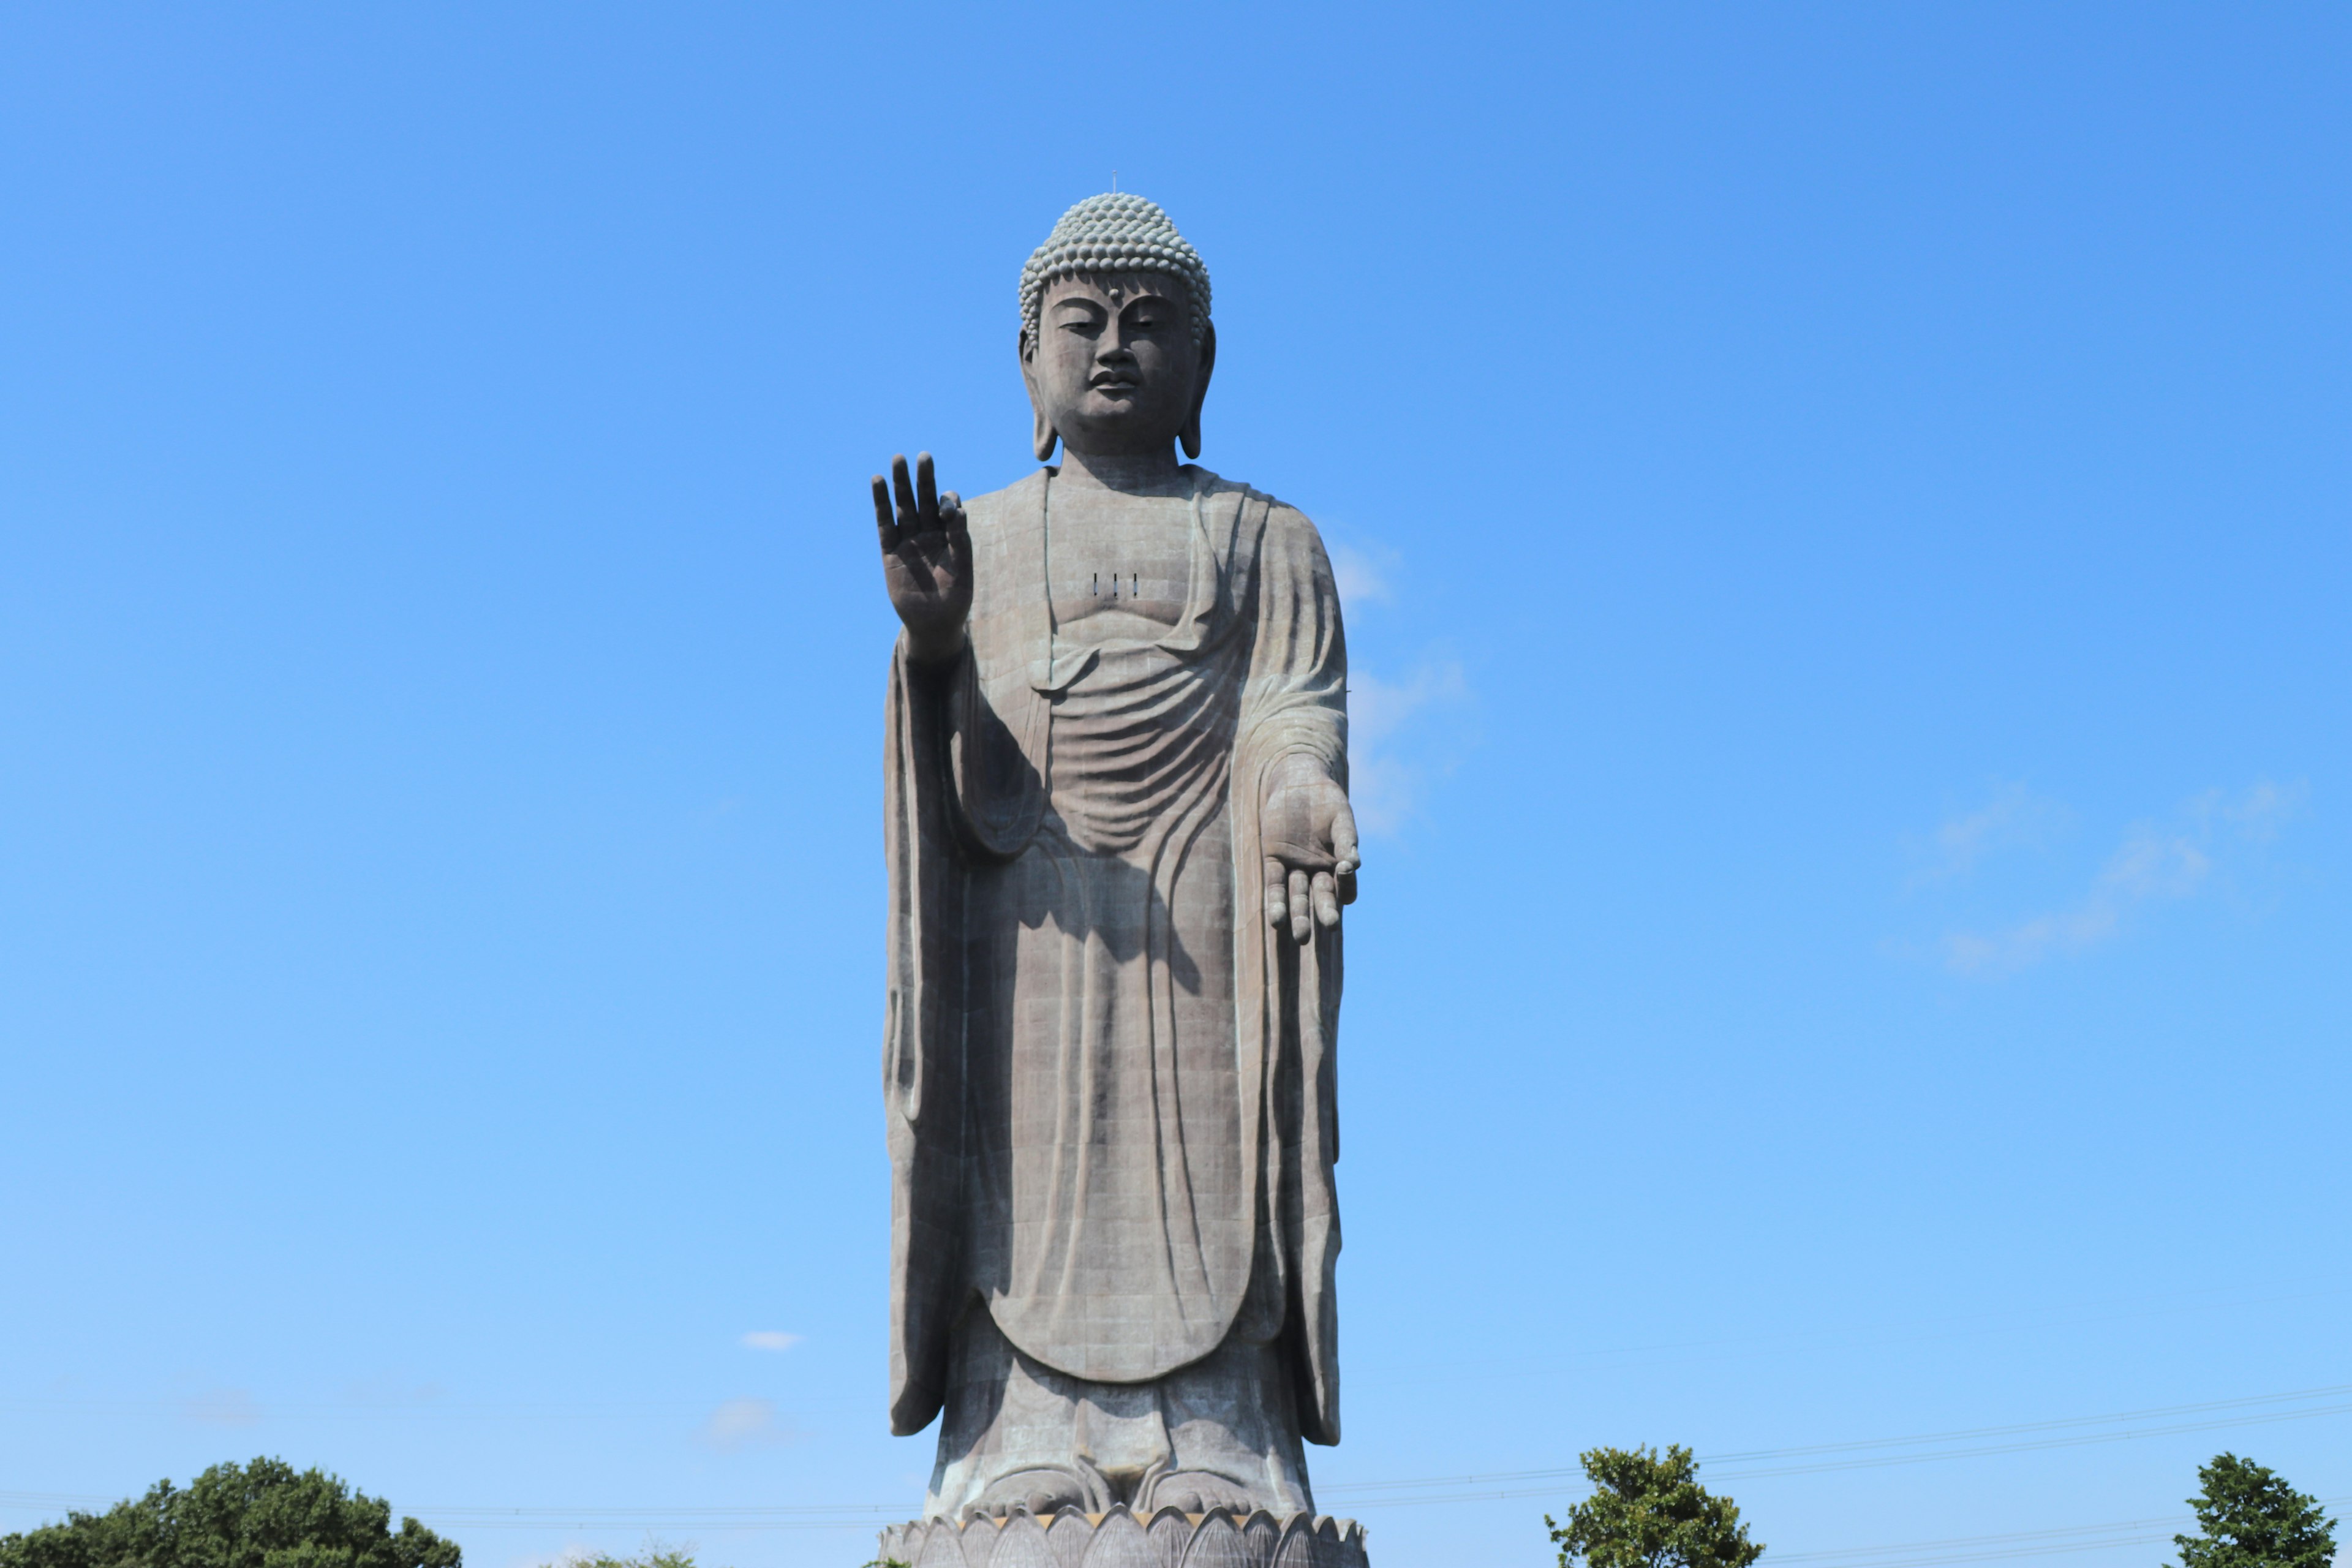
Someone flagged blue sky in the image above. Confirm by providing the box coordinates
[2,6,2346,1568]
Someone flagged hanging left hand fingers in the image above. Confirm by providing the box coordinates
[1311,870,1342,930]
[1262,754,1360,938]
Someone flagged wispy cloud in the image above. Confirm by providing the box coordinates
[1942,823,2209,974]
[1349,658,1471,836]
[739,1330,801,1352]
[1318,529,1472,837]
[2214,778,2304,841]
[339,1376,445,1406]
[698,1397,793,1452]
[1932,782,2302,976]
[1327,540,1398,608]
[183,1388,261,1427]
[1909,782,2069,885]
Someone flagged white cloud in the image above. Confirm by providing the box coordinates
[1348,658,1471,836]
[1326,540,1398,608]
[183,1388,261,1427]
[340,1376,445,1405]
[1910,782,2068,885]
[1942,823,2208,974]
[1311,529,1471,837]
[698,1396,792,1452]
[739,1330,801,1352]
[1934,782,2299,977]
[2213,778,2306,841]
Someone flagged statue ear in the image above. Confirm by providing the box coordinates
[1180,320,1216,461]
[1020,329,1059,463]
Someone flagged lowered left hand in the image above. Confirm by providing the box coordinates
[1261,752,1360,943]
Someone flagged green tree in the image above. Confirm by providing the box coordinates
[2173,1453,2337,1568]
[560,1548,706,1568]
[0,1457,460,1568]
[1545,1444,1764,1568]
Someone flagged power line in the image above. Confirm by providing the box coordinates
[1709,1384,2352,1464]
[1762,1495,2352,1568]
[0,1406,678,1421]
[1316,1381,2352,1502]
[413,1506,903,1523]
[390,1382,2352,1525]
[1347,1286,2352,1393]
[7,1382,2346,1547]
[1771,1515,2195,1566]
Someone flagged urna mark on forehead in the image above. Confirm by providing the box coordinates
[1019,192,1213,348]
[1041,270,1193,314]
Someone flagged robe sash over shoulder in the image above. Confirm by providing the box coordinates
[882,467,1348,1445]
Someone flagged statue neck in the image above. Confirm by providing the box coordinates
[1054,447,1187,495]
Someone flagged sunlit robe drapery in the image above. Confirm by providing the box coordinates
[882,466,1347,1447]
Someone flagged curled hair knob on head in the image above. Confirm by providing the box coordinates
[1019,193,1212,353]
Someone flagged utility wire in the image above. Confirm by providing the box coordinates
[1317,1381,2352,1499]
[1762,1494,2352,1568]
[6,1383,2346,1547]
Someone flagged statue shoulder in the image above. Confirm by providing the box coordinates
[1183,467,1322,539]
[960,470,1049,538]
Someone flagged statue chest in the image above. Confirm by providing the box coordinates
[1044,494,1202,641]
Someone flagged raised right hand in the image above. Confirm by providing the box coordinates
[873,451,971,665]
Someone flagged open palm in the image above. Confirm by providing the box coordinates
[1261,752,1361,942]
[872,451,971,664]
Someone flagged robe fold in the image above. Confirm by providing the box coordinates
[883,466,1347,1447]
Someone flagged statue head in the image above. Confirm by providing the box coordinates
[1018,194,1217,464]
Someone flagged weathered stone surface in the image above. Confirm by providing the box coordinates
[875,1509,1370,1568]
[873,194,1360,1531]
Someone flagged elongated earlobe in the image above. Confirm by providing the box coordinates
[1181,320,1217,461]
[1020,328,1058,463]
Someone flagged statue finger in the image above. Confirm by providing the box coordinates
[915,451,940,527]
[1288,867,1313,943]
[941,491,971,560]
[1311,870,1341,929]
[1264,856,1288,930]
[1330,799,1361,876]
[891,453,920,531]
[872,474,900,550]
[1336,868,1358,906]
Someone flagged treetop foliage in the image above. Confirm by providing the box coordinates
[558,1551,704,1568]
[2173,1453,2337,1568]
[1547,1444,1765,1568]
[0,1457,459,1568]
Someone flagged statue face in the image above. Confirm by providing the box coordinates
[1025,273,1206,456]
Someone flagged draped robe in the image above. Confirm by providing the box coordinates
[883,466,1348,1450]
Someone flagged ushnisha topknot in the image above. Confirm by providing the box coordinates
[1019,192,1212,353]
